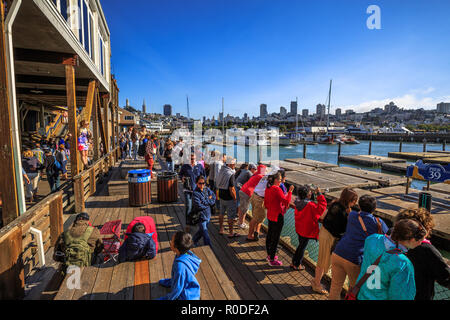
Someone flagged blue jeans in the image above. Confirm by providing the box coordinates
[184,191,193,223]
[193,220,211,247]
[167,161,174,172]
[128,141,133,158]
[48,175,60,192]
[236,186,241,208]
[133,142,139,160]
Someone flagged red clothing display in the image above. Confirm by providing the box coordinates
[294,194,327,239]
[240,165,266,197]
[264,185,292,222]
[124,216,158,253]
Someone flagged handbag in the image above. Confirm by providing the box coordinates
[344,248,403,300]
[358,213,383,236]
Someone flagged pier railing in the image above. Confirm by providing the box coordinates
[0,191,63,299]
[73,147,120,213]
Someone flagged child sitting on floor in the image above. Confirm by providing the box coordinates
[118,223,156,263]
[157,231,202,300]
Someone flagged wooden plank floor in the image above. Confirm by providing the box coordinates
[54,159,330,300]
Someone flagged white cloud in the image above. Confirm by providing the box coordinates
[340,93,450,113]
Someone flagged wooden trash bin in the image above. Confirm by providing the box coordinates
[157,171,178,203]
[128,169,152,207]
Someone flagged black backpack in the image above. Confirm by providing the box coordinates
[138,141,146,157]
[119,233,156,262]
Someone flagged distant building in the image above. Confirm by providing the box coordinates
[176,113,181,118]
[316,104,326,116]
[290,101,298,115]
[260,104,268,118]
[142,99,147,114]
[163,104,172,116]
[243,113,248,121]
[335,108,342,117]
[302,109,309,117]
[384,102,399,113]
[437,102,450,114]
[203,116,206,123]
[280,106,287,117]
[219,112,224,122]
[345,109,355,115]
[118,107,137,131]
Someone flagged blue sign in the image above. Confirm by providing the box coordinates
[406,160,450,184]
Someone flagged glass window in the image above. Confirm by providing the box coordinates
[99,36,104,75]
[78,0,83,43]
[90,13,95,59]
[60,0,69,23]
[83,0,90,54]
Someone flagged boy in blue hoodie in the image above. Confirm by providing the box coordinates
[158,231,202,300]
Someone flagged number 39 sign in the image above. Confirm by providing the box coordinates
[407,160,450,184]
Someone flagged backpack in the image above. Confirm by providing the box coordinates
[138,141,146,157]
[63,226,94,267]
[119,233,156,262]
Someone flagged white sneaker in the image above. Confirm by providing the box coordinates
[239,223,248,229]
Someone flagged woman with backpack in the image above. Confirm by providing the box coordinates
[394,208,450,300]
[192,175,216,247]
[55,144,68,180]
[328,195,389,300]
[355,219,426,300]
[311,188,359,294]
[43,149,62,192]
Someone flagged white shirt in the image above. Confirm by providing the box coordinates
[253,176,268,197]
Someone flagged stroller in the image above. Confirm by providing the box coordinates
[99,220,122,263]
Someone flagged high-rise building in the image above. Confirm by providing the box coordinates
[290,101,298,115]
[437,102,450,114]
[219,112,224,122]
[302,109,309,117]
[163,104,172,116]
[335,108,342,117]
[316,104,326,116]
[280,106,287,117]
[202,116,206,123]
[260,104,268,118]
[142,99,146,114]
[243,113,248,121]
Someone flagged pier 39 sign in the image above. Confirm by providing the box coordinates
[407,160,450,184]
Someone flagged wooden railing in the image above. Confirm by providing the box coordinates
[0,191,63,300]
[73,147,120,213]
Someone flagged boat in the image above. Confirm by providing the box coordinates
[279,135,291,146]
[318,134,335,144]
[344,135,360,144]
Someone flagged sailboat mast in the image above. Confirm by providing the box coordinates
[327,79,332,132]
[295,97,298,141]
[186,95,190,120]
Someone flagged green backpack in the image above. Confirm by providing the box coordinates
[63,226,94,267]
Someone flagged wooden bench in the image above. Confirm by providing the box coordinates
[54,245,240,300]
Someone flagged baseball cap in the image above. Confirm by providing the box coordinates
[248,163,257,170]
[75,212,90,221]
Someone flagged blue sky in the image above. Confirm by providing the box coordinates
[102,0,450,119]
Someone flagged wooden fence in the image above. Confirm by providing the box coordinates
[0,147,119,299]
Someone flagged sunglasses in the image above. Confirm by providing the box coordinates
[198,182,205,185]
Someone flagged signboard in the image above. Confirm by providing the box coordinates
[406,160,450,184]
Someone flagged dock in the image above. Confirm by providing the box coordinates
[261,160,314,171]
[381,162,409,174]
[428,183,450,195]
[422,157,450,165]
[286,171,347,192]
[338,155,406,167]
[329,166,407,187]
[388,152,445,161]
[284,158,339,169]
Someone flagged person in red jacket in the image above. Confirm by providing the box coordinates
[291,185,327,270]
[124,216,159,254]
[264,171,294,266]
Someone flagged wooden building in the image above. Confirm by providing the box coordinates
[0,0,119,226]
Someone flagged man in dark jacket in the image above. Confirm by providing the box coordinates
[54,212,104,267]
[118,223,156,262]
[192,175,216,247]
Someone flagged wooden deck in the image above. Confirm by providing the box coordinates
[338,155,406,167]
[381,162,409,174]
[387,152,445,161]
[329,166,407,187]
[52,160,331,300]
[284,158,338,169]
[428,183,450,195]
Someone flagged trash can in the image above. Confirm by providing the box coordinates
[418,192,432,212]
[157,171,178,203]
[128,169,152,207]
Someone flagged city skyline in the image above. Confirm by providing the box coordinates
[103,0,450,119]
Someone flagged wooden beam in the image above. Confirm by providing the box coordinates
[49,193,63,247]
[92,87,99,160]
[16,74,92,87]
[0,226,25,299]
[14,48,79,66]
[102,94,110,153]
[66,64,80,177]
[77,80,96,124]
[97,93,107,156]
[17,87,87,97]
[0,0,19,226]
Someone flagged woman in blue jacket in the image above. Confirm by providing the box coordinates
[192,175,216,247]
[357,219,426,300]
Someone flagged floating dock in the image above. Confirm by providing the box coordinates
[387,152,445,161]
[284,158,339,169]
[422,157,450,165]
[261,160,314,171]
[329,166,407,187]
[381,162,409,174]
[428,183,450,195]
[338,155,406,167]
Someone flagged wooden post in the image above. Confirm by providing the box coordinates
[443,140,446,152]
[303,143,307,159]
[89,168,96,196]
[0,1,19,225]
[92,87,99,161]
[49,193,63,246]
[74,177,85,213]
[399,138,403,152]
[338,142,341,159]
[426,180,430,191]
[368,140,372,155]
[102,94,110,153]
[423,138,427,153]
[0,226,25,299]
[405,177,410,194]
[65,64,80,178]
